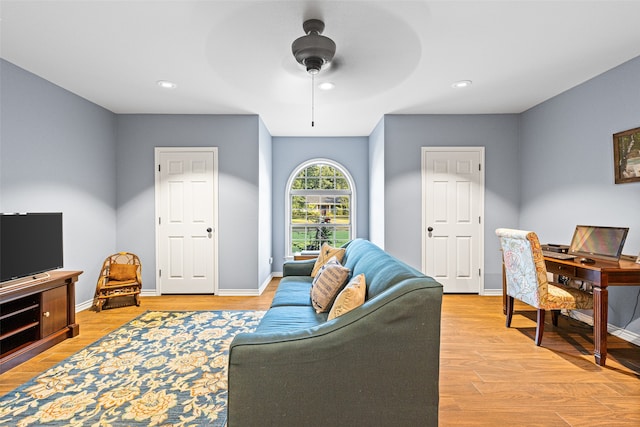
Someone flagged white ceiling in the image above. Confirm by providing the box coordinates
[2,0,640,136]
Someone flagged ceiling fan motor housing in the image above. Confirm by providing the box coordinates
[292,19,336,74]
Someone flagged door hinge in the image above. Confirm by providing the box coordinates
[158,164,161,172]
[158,217,161,225]
[478,163,481,171]
[479,216,481,224]
[479,268,481,277]
[159,269,162,277]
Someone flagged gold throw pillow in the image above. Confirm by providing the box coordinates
[328,273,366,320]
[310,243,346,277]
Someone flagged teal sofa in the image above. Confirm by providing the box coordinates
[227,239,443,426]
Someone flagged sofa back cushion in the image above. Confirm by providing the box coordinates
[342,239,427,299]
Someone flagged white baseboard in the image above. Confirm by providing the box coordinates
[76,299,94,312]
[481,288,503,296]
[215,273,274,296]
[141,290,159,297]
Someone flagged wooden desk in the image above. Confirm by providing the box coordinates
[546,257,640,366]
[502,257,640,366]
[504,257,640,366]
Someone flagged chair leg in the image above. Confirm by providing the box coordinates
[506,296,514,328]
[551,310,560,327]
[535,309,545,346]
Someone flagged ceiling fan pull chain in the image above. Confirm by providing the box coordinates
[311,73,315,127]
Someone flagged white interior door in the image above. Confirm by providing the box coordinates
[422,147,484,293]
[155,148,218,294]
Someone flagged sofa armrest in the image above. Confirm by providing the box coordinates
[227,279,442,426]
[282,258,316,277]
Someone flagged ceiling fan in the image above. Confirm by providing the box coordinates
[291,19,337,126]
[291,19,336,75]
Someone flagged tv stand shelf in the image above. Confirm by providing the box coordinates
[0,270,82,373]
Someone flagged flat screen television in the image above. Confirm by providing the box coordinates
[568,225,629,262]
[0,212,64,284]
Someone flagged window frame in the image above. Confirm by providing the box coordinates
[285,158,356,258]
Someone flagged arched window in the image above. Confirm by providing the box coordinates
[286,159,355,256]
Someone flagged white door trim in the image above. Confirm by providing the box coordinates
[421,146,485,294]
[154,147,219,295]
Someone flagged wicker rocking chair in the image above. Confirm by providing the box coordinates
[93,252,142,312]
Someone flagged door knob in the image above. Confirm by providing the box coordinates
[427,227,433,232]
[206,227,212,233]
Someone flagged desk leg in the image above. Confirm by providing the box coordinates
[593,286,608,366]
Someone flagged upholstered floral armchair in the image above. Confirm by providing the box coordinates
[495,228,593,345]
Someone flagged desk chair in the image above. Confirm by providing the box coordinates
[93,252,142,312]
[495,228,593,346]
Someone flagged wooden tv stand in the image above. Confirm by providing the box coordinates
[0,270,82,373]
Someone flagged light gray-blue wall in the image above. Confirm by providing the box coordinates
[258,119,273,288]
[520,56,640,333]
[369,119,385,248]
[381,114,521,290]
[271,137,370,272]
[0,59,117,305]
[115,114,266,293]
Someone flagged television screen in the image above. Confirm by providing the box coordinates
[568,225,629,262]
[0,213,64,283]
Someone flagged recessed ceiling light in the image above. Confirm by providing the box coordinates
[452,80,472,89]
[319,82,335,91]
[157,80,176,89]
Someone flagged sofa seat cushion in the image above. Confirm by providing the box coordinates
[254,306,327,334]
[271,276,313,307]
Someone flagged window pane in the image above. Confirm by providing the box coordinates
[292,195,306,207]
[321,177,335,190]
[305,195,320,205]
[335,177,348,189]
[292,178,305,189]
[334,226,350,247]
[306,178,320,189]
[291,226,309,253]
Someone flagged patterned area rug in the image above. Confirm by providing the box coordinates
[0,310,264,426]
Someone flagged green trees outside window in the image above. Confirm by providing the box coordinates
[289,163,352,253]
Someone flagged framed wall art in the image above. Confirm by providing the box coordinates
[613,126,640,184]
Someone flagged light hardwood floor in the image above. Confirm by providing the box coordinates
[1,279,639,426]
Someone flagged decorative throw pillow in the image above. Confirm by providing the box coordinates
[310,243,346,277]
[310,256,350,313]
[328,273,366,320]
[108,264,138,281]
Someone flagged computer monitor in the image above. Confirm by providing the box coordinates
[568,225,629,262]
